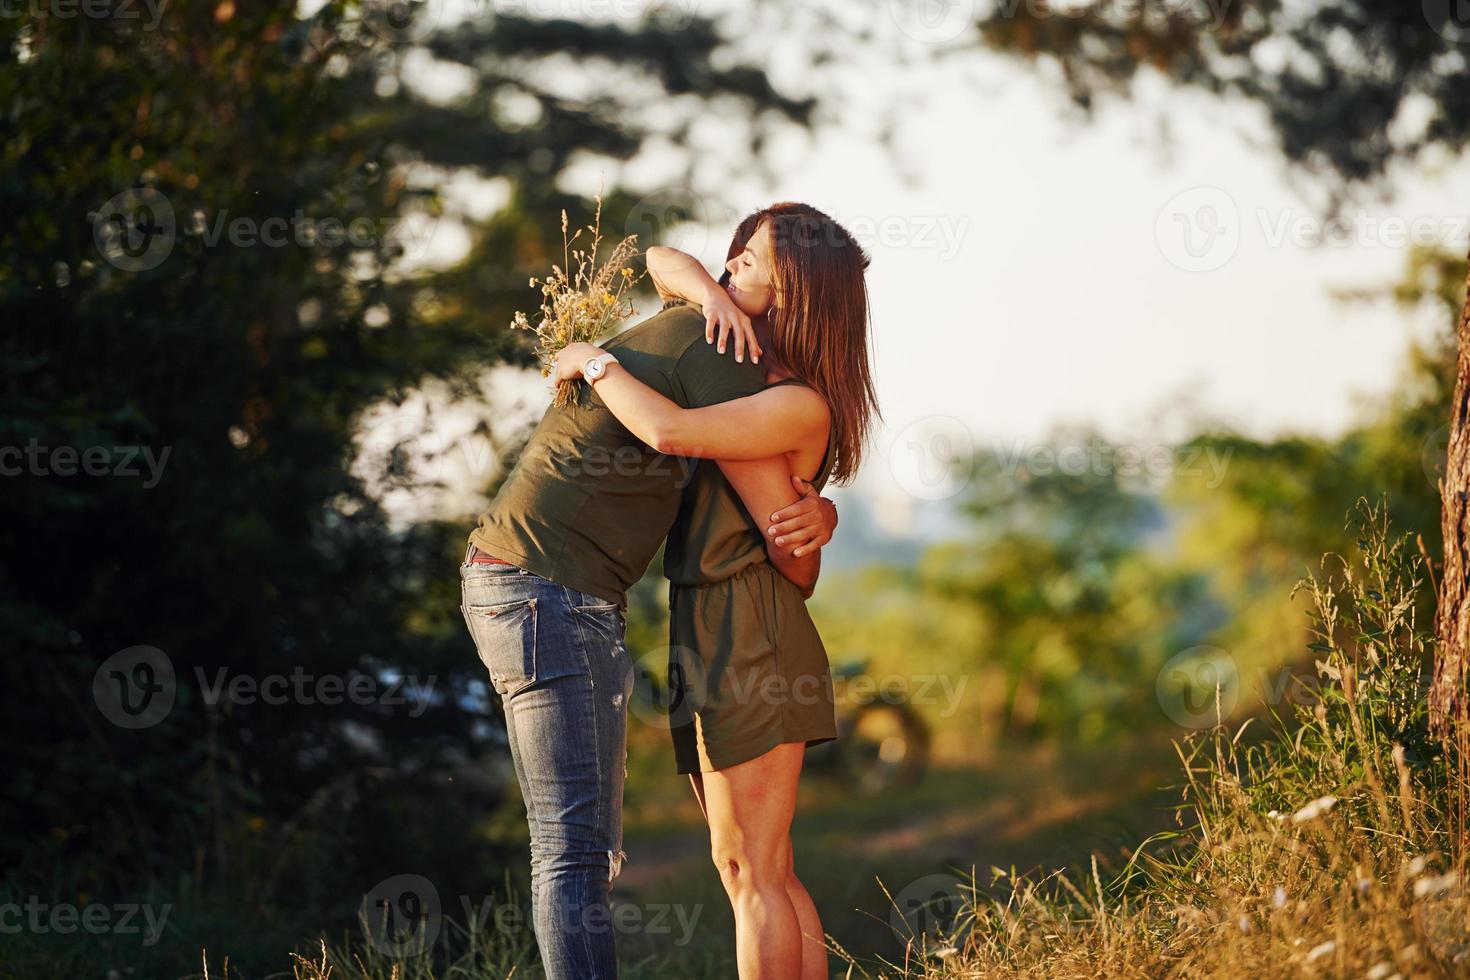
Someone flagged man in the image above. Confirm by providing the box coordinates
[460,297,834,979]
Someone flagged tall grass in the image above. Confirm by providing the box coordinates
[205,503,1466,979]
[852,501,1468,978]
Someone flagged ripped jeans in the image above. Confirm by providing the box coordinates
[460,557,633,980]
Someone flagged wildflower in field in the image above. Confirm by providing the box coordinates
[1289,794,1337,824]
[1412,871,1460,899]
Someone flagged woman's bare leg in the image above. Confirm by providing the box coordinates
[689,770,827,977]
[782,843,827,980]
[688,743,825,979]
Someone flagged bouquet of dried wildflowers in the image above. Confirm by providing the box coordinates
[511,198,644,407]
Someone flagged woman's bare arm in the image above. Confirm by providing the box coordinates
[647,245,720,305]
[718,457,825,597]
[554,341,827,460]
[646,246,762,362]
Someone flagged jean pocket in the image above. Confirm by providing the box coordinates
[572,599,624,640]
[462,596,538,697]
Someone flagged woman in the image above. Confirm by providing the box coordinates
[554,202,877,979]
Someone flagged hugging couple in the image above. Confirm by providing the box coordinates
[459,202,878,979]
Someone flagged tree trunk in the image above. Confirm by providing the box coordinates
[1429,254,1470,739]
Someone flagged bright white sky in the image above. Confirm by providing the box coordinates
[360,3,1470,536]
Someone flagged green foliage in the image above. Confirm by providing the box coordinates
[856,503,1467,979]
[815,247,1463,751]
[974,0,1470,195]
[0,2,816,972]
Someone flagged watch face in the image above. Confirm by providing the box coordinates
[585,356,604,380]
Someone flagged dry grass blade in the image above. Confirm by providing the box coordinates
[511,195,647,407]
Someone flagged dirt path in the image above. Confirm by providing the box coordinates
[611,735,1186,970]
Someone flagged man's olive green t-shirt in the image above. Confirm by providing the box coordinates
[468,300,764,607]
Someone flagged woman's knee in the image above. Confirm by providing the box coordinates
[710,831,791,893]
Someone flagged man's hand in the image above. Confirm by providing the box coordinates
[553,342,603,383]
[767,475,838,557]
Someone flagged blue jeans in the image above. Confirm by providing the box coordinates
[460,559,633,980]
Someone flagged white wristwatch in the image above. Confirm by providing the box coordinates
[583,351,618,382]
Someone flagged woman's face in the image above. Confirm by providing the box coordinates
[723,220,777,318]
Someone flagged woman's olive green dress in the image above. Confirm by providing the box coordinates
[664,382,838,773]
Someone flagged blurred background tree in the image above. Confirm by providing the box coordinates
[0,0,819,967]
[812,243,1462,755]
[975,0,1470,200]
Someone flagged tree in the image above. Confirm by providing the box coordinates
[974,0,1469,202]
[970,0,1470,742]
[0,1,819,961]
[1429,288,1469,738]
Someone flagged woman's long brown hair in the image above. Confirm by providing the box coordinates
[717,202,878,485]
